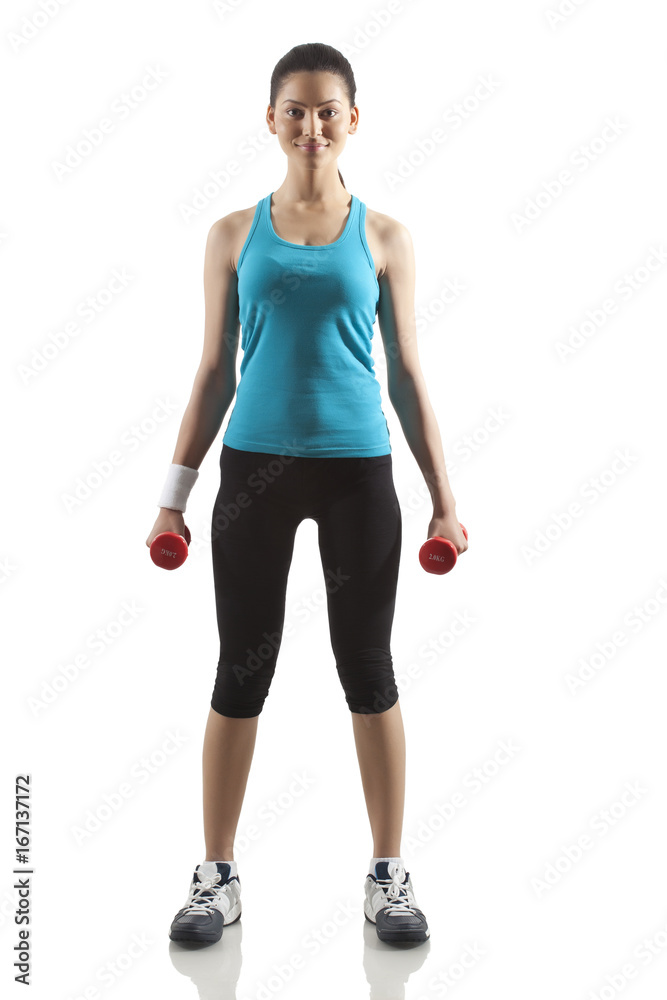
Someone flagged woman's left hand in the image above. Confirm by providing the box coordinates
[427,512,468,555]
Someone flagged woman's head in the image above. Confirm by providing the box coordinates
[268,43,358,188]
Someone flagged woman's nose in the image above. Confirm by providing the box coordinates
[303,112,323,137]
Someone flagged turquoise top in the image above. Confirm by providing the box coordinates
[222,192,392,457]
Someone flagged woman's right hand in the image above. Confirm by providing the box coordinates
[146,508,186,549]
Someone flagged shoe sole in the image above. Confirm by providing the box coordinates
[169,900,242,943]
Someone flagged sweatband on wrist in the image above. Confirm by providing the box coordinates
[157,464,199,512]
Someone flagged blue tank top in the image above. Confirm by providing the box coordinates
[222,191,392,457]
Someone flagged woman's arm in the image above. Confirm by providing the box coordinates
[377,218,457,518]
[170,217,241,470]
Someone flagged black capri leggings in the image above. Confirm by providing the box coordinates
[210,444,402,718]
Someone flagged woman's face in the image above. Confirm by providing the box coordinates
[268,71,358,172]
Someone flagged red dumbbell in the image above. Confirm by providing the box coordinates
[419,524,468,575]
[150,524,192,570]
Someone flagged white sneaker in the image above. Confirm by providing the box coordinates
[364,860,430,943]
[169,861,242,943]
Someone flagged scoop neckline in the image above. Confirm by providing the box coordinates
[266,192,356,249]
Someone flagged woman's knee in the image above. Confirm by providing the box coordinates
[210,657,275,718]
[335,649,399,715]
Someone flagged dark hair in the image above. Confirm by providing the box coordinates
[269,42,356,189]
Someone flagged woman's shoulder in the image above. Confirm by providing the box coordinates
[207,203,262,273]
[209,203,259,239]
[364,205,412,245]
[364,204,414,280]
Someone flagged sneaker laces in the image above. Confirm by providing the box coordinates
[376,862,418,915]
[183,873,224,915]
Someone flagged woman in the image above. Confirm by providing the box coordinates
[146,41,467,948]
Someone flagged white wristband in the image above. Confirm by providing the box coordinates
[158,464,199,513]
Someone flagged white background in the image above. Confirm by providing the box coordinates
[2,1,666,997]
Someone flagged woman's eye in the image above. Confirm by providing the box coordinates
[286,109,336,117]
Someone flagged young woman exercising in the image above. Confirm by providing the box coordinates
[146,41,467,948]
